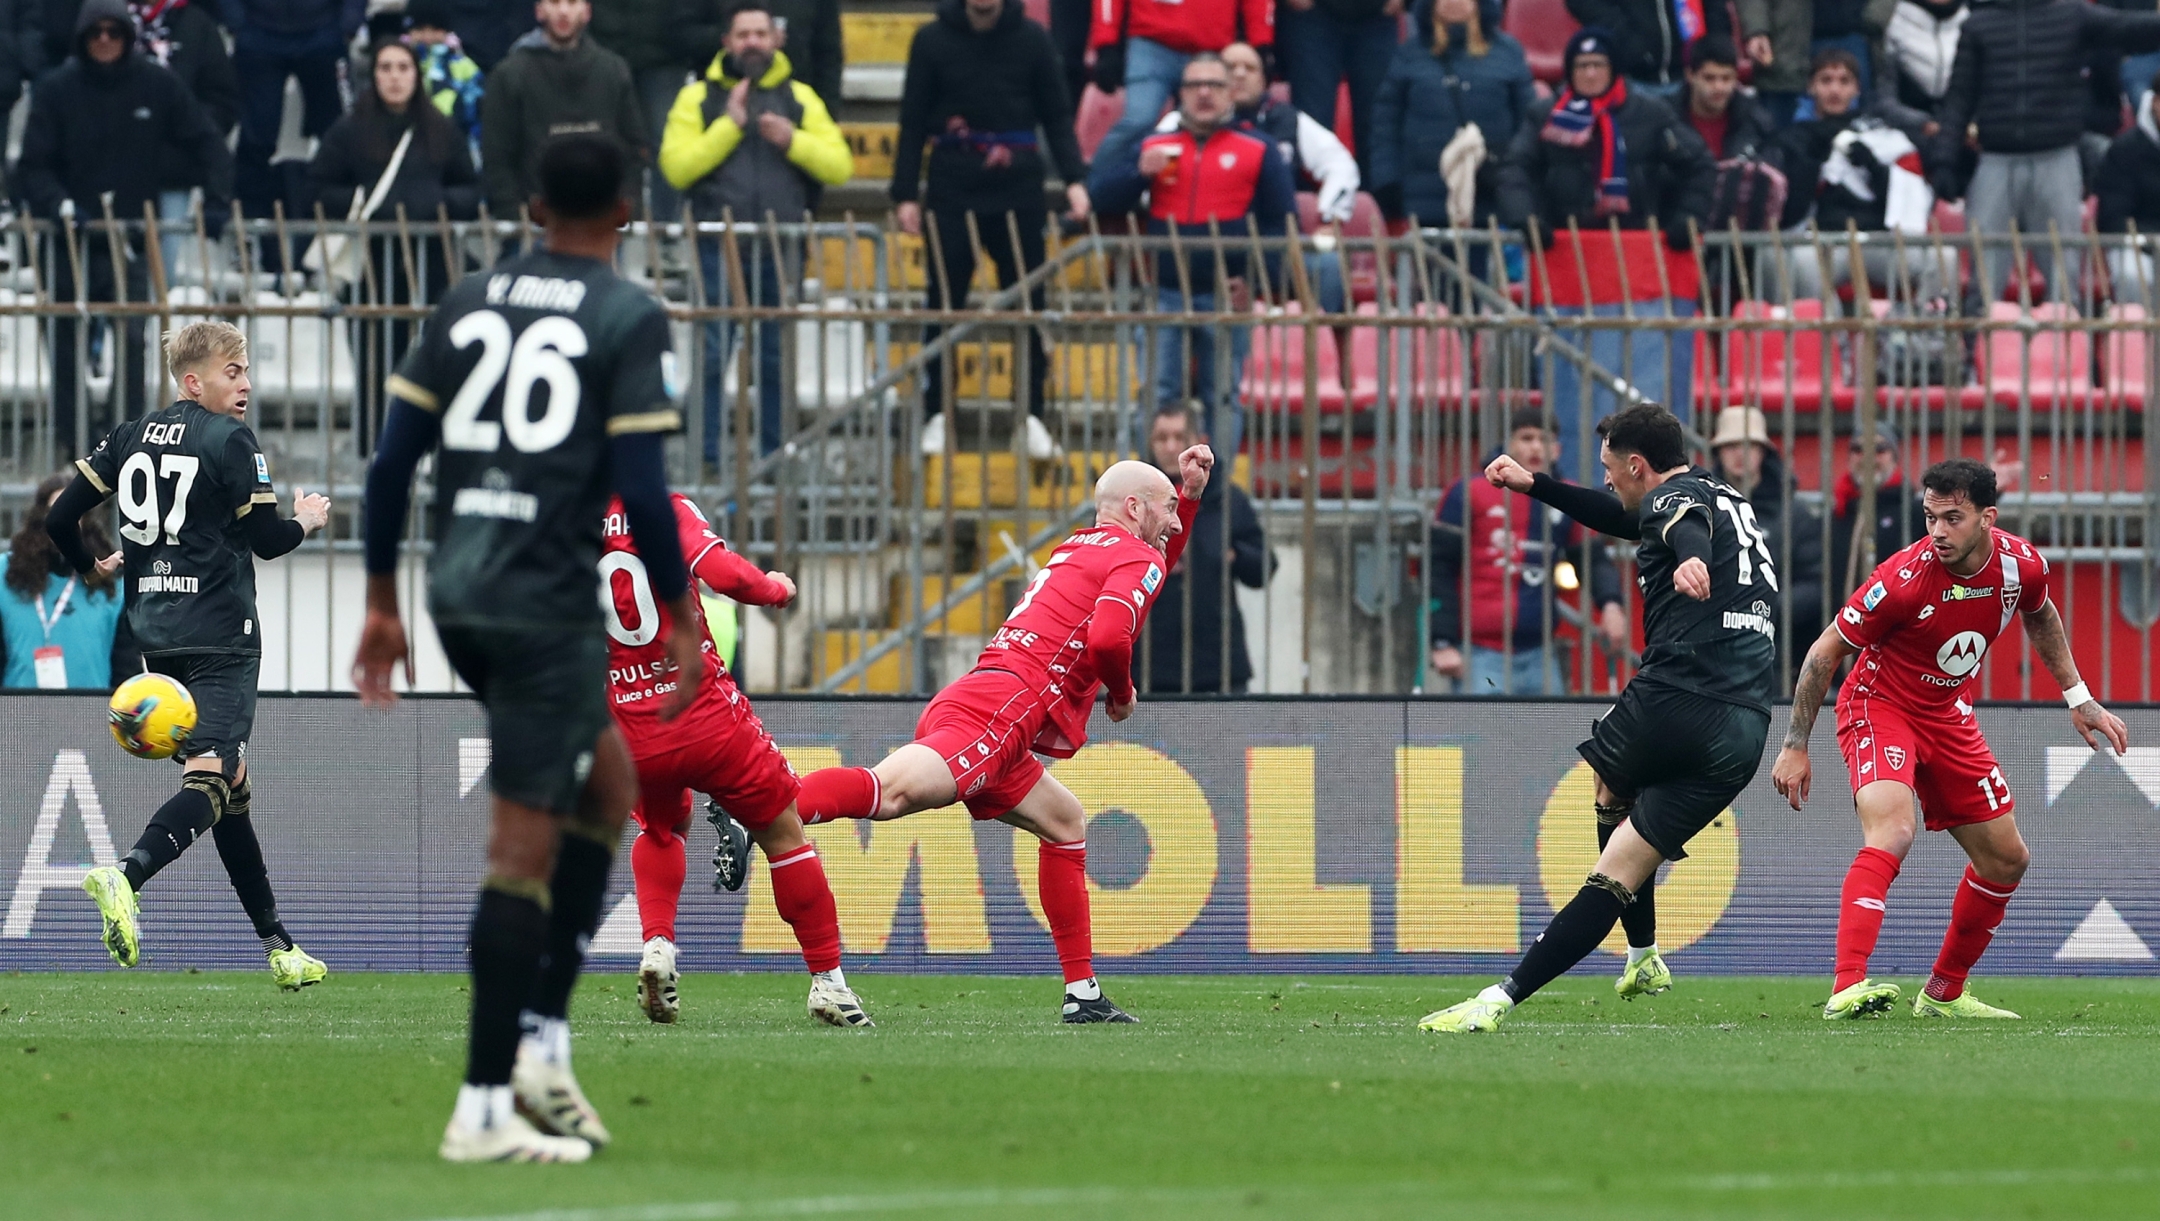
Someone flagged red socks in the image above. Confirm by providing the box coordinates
[796,767,879,825]
[630,821,687,943]
[1038,839,1093,985]
[1926,867,2017,1001]
[767,844,843,973]
[1833,846,1902,992]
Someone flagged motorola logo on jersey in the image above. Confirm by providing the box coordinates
[1936,631,1989,678]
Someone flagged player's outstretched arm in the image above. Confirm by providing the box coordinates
[1494,465,1643,541]
[1772,624,1860,810]
[2022,600,2130,755]
[692,540,795,608]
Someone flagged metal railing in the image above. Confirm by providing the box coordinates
[0,208,2149,701]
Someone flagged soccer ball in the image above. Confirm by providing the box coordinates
[108,673,198,760]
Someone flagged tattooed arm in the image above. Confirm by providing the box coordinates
[2021,600,2130,755]
[1770,624,1860,811]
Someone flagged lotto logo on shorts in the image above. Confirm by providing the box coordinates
[1884,746,1906,770]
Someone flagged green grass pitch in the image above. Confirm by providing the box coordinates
[2,972,2158,1221]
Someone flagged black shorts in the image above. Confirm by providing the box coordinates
[438,624,612,817]
[1577,681,1770,862]
[147,651,258,775]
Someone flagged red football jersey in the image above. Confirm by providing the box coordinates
[601,494,788,740]
[969,495,1198,758]
[1833,528,2052,717]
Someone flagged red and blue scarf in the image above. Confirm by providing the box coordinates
[1542,76,1631,217]
[1672,0,1707,43]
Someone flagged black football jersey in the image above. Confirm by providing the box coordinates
[388,250,680,631]
[1631,467,1781,712]
[75,401,279,655]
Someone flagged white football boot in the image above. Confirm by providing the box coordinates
[512,1016,613,1149]
[637,936,680,1024]
[439,1084,591,1163]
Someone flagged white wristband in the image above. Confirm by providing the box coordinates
[2063,682,2092,709]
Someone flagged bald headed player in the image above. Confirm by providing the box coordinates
[790,448,1214,1022]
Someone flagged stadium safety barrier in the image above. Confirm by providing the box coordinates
[0,213,2148,700]
[1,696,2155,979]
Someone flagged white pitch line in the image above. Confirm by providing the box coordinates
[1682,1166,2160,1192]
[415,1166,2160,1221]
[413,1186,1230,1221]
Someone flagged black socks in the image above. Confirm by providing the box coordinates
[466,880,551,1087]
[1596,815,1659,950]
[1502,878,1630,1004]
[212,812,292,955]
[529,830,616,1023]
[120,787,216,890]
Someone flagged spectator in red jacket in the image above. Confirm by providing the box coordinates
[1088,0,1273,180]
[1427,407,1627,695]
[1092,52,1296,466]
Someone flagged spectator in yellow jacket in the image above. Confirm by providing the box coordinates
[660,0,851,460]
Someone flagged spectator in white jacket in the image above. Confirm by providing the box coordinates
[1159,40,1361,309]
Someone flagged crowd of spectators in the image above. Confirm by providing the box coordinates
[11,0,2145,696]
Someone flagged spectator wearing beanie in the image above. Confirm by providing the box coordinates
[1498,27,1712,480]
[1936,0,2160,305]
[1566,0,1730,96]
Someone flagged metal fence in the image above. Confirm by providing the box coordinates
[0,210,2149,700]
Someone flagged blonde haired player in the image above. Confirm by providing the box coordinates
[47,321,332,985]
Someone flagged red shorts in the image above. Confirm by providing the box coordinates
[914,668,1049,820]
[624,695,800,833]
[1836,695,2013,831]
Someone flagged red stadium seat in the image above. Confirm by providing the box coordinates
[1242,302,1351,414]
[1076,85,1123,163]
[1700,300,1829,413]
[1978,302,2096,410]
[1504,0,1581,84]
[1333,80,1354,155]
[2101,302,2149,410]
[1294,191,1322,235]
[1341,191,1385,303]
